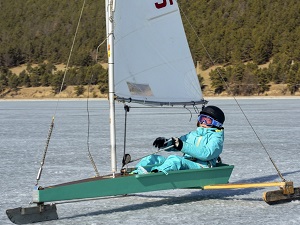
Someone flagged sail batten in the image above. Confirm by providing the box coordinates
[112,0,204,106]
[148,9,178,21]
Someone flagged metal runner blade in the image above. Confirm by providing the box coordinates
[6,204,58,224]
[263,187,300,205]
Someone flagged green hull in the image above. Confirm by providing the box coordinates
[33,164,234,203]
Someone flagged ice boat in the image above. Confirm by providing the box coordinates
[6,1,233,224]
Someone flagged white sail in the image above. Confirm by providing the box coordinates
[112,0,204,105]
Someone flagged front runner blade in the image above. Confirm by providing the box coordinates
[6,204,58,224]
[263,187,300,205]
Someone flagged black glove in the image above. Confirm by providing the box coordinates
[172,137,183,151]
[153,137,166,148]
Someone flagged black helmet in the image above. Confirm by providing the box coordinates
[200,105,225,124]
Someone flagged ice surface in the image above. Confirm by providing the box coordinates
[1,98,300,224]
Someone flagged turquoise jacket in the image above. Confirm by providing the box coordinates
[168,126,224,167]
[133,127,224,174]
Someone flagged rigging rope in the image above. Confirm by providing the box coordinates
[122,105,130,168]
[120,103,203,165]
[178,4,286,182]
[86,75,100,177]
[86,32,115,175]
[35,0,87,186]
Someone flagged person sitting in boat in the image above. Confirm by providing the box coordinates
[132,105,225,175]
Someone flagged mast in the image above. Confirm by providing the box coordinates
[106,0,117,176]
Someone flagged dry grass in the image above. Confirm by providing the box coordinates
[5,64,107,99]
[1,86,107,99]
[3,62,299,99]
[1,83,298,100]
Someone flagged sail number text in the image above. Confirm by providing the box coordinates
[155,0,173,9]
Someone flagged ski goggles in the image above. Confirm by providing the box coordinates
[198,114,223,128]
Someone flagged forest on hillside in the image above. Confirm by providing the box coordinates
[0,0,300,96]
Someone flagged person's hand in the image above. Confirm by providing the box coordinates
[153,137,166,148]
[172,137,183,150]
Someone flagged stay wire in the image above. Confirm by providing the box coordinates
[35,0,87,186]
[179,4,286,182]
[54,0,87,114]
